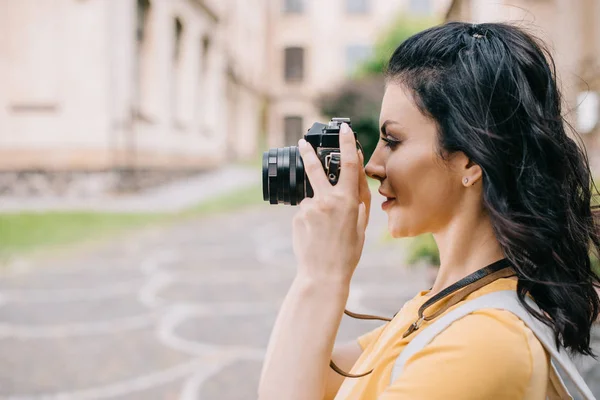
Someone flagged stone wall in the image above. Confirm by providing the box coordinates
[0,169,201,197]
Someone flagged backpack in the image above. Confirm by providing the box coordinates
[390,290,596,400]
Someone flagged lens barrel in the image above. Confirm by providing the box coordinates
[262,146,308,205]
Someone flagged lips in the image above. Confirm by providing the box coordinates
[381,198,395,210]
[378,188,396,210]
[378,189,396,201]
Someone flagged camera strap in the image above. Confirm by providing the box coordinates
[332,258,515,378]
[390,291,595,399]
[402,257,514,338]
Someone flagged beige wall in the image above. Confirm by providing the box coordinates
[0,0,115,153]
[266,0,450,148]
[0,0,269,171]
[223,0,270,159]
[132,0,227,168]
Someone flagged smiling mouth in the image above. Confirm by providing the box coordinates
[382,197,395,210]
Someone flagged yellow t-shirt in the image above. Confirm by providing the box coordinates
[337,277,551,399]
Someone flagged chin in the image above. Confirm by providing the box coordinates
[387,217,421,238]
[387,222,406,238]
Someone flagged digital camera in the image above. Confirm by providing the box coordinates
[262,117,361,205]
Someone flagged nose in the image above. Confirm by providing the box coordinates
[365,147,386,182]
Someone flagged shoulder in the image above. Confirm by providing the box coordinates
[383,309,548,399]
[412,309,539,379]
[431,308,539,365]
[431,278,547,368]
[389,309,542,399]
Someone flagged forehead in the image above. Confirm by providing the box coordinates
[379,83,425,128]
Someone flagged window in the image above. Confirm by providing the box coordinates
[284,47,304,82]
[346,45,371,75]
[346,0,369,14]
[172,17,185,128]
[174,18,184,61]
[283,0,304,14]
[409,0,431,15]
[135,0,152,120]
[136,0,151,43]
[201,35,211,75]
[284,116,304,145]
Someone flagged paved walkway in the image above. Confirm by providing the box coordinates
[0,173,598,399]
[0,194,434,399]
[0,166,259,213]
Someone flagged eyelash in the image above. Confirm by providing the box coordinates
[381,136,401,149]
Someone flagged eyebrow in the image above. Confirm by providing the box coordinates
[380,120,402,136]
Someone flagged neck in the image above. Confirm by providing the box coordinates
[429,211,505,297]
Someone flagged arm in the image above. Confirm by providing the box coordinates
[258,275,349,400]
[324,340,364,400]
[258,123,370,400]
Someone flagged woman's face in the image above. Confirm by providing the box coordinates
[365,83,468,238]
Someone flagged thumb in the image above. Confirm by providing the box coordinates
[357,151,371,228]
[357,202,369,234]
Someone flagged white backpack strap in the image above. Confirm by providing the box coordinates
[390,290,596,400]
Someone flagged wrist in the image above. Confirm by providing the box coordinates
[294,271,351,296]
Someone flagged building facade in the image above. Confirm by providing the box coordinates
[265,0,451,148]
[0,0,269,194]
[445,0,600,171]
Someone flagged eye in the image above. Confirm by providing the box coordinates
[381,136,401,149]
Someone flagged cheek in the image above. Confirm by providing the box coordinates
[386,147,444,205]
[385,151,459,236]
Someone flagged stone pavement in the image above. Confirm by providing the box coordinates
[0,190,598,399]
[0,195,432,399]
[0,166,259,213]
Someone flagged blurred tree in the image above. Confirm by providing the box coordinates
[317,15,440,161]
[356,15,439,77]
[407,233,440,266]
[318,76,384,161]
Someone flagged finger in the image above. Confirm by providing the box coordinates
[298,139,329,194]
[357,202,368,234]
[358,151,371,228]
[338,123,359,194]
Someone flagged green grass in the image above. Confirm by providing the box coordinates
[181,184,263,216]
[0,212,165,257]
[0,183,264,260]
[0,171,373,260]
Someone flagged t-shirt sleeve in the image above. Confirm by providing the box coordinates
[357,323,388,351]
[378,310,537,400]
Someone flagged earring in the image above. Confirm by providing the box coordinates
[463,177,469,185]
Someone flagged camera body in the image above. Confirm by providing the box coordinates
[262,117,359,206]
[306,117,354,186]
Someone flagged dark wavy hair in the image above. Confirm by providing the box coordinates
[384,22,600,356]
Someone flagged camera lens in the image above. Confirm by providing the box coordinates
[262,146,309,205]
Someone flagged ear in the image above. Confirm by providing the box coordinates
[452,151,482,185]
[463,157,482,185]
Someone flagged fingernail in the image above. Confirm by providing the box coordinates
[341,123,350,134]
[298,139,307,149]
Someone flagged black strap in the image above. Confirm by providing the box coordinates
[394,258,513,328]
[404,258,514,338]
[418,257,513,318]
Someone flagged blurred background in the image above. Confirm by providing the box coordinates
[0,0,598,399]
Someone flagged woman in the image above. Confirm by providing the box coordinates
[258,22,600,399]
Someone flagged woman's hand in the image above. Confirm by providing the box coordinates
[292,123,371,286]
